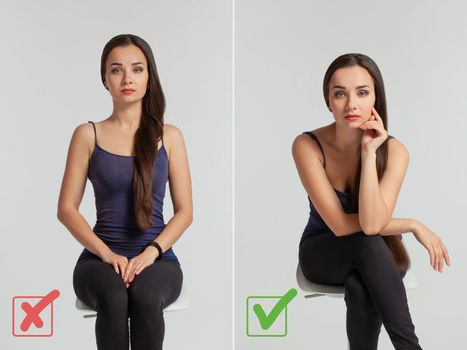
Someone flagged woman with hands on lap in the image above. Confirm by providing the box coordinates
[292,53,450,350]
[57,34,192,350]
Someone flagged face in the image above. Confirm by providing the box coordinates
[327,65,376,127]
[104,44,149,103]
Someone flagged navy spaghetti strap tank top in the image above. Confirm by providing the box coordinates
[77,121,178,264]
[300,131,394,244]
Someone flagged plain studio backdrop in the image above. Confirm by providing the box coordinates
[0,0,232,349]
[235,0,467,349]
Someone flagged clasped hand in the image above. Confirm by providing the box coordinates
[102,247,160,288]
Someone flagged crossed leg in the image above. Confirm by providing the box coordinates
[299,232,422,350]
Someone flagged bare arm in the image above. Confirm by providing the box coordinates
[379,218,414,236]
[335,215,415,237]
[339,202,451,273]
[359,139,409,235]
[292,134,354,237]
[380,217,452,273]
[57,123,113,260]
[359,151,389,233]
[149,124,193,253]
[358,109,410,234]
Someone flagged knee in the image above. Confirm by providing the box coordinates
[97,287,128,315]
[355,235,389,260]
[128,284,163,315]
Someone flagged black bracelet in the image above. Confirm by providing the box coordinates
[146,241,163,260]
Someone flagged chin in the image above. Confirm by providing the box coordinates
[348,124,362,129]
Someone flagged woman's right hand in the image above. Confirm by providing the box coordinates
[412,220,451,272]
[101,250,129,277]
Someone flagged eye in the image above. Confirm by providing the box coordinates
[134,67,144,73]
[334,90,345,98]
[358,90,369,96]
[110,67,121,74]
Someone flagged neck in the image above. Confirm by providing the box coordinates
[332,122,362,154]
[109,101,143,129]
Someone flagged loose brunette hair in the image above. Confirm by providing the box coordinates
[323,53,410,272]
[100,34,165,231]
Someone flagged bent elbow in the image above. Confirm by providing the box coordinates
[57,208,65,223]
[362,229,377,236]
[187,212,193,226]
[183,208,193,227]
[331,224,345,237]
[361,225,380,236]
[57,206,75,224]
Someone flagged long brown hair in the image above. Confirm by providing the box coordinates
[323,53,410,272]
[100,34,165,231]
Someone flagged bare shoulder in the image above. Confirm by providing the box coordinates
[163,123,187,159]
[292,129,326,167]
[71,122,95,158]
[163,123,185,145]
[163,123,183,137]
[293,133,317,155]
[293,124,331,147]
[387,137,409,161]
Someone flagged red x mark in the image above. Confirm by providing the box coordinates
[20,289,60,331]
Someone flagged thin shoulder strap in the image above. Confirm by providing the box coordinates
[88,121,97,146]
[302,131,326,169]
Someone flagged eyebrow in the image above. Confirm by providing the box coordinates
[332,85,370,89]
[109,62,144,66]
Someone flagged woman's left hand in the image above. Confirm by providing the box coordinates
[412,220,451,272]
[123,247,160,287]
[359,107,388,153]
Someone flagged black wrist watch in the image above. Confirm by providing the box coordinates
[146,241,163,261]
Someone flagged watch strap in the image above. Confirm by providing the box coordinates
[146,241,163,260]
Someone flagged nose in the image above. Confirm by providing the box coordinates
[121,70,133,86]
[346,93,357,111]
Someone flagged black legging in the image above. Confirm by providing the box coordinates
[73,253,183,350]
[299,231,422,350]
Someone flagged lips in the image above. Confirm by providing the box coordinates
[121,89,135,94]
[344,114,360,120]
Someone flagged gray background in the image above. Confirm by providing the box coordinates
[0,0,232,349]
[235,0,467,349]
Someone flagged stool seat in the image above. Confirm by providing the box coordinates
[76,283,189,318]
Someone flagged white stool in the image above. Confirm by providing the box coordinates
[296,263,418,348]
[75,282,190,318]
[296,263,418,298]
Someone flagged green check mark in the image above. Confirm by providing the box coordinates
[252,288,298,330]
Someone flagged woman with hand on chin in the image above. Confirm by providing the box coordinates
[57,34,192,350]
[293,53,450,350]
